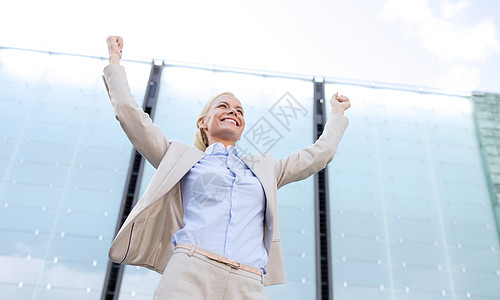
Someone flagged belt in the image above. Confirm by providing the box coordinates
[175,244,263,277]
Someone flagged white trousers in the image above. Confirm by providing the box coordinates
[154,244,271,300]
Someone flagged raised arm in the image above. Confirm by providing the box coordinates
[103,36,169,168]
[275,93,350,188]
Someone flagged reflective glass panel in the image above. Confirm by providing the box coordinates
[0,50,150,299]
[326,84,500,299]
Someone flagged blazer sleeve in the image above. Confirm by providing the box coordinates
[275,113,348,189]
[103,64,169,169]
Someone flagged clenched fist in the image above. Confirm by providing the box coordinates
[330,92,351,116]
[106,36,124,65]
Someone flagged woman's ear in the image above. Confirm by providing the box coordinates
[198,118,207,130]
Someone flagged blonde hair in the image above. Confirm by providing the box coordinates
[193,92,236,151]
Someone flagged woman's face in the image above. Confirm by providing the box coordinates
[199,94,245,145]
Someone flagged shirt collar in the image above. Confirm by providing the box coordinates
[205,142,239,157]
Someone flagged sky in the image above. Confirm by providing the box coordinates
[1,0,499,94]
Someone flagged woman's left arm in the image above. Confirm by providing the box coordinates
[275,93,350,189]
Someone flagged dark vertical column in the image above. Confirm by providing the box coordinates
[101,62,163,300]
[313,78,333,300]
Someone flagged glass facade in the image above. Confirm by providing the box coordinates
[326,84,500,299]
[0,48,499,300]
[0,50,150,299]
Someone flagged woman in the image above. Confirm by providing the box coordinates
[104,36,350,299]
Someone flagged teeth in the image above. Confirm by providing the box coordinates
[222,119,237,126]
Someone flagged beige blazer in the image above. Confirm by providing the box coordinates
[102,64,349,286]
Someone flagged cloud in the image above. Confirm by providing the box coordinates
[438,64,480,91]
[382,0,431,22]
[382,0,500,62]
[0,255,103,299]
[119,266,161,297]
[419,17,499,61]
[0,254,164,299]
[442,0,470,18]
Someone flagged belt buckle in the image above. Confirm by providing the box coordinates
[225,259,240,270]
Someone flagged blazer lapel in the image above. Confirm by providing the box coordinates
[145,142,206,207]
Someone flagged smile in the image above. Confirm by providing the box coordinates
[221,117,239,126]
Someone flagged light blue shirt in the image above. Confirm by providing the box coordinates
[172,142,268,269]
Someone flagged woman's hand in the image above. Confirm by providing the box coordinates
[330,92,351,115]
[106,36,124,65]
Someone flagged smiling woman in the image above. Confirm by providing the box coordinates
[193,92,245,151]
[103,36,350,300]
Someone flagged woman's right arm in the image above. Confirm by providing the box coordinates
[274,93,350,188]
[103,36,169,169]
